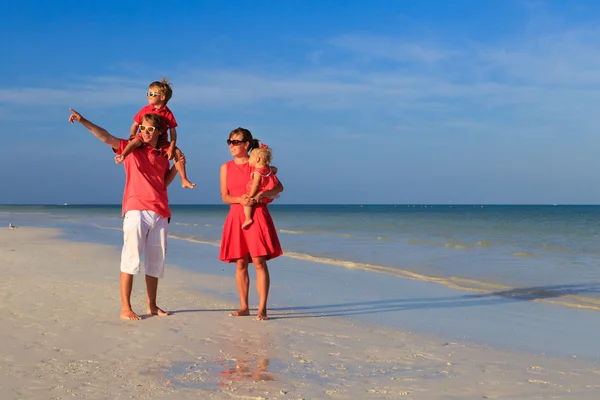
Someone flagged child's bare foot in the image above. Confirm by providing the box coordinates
[115,155,125,164]
[148,306,171,316]
[256,309,269,321]
[120,309,141,320]
[229,308,250,317]
[181,179,196,189]
[241,219,253,229]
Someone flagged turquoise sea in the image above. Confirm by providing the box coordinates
[4,204,600,359]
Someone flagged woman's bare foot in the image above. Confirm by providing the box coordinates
[181,179,196,189]
[148,306,171,316]
[229,308,250,317]
[241,219,253,229]
[120,309,141,320]
[256,309,269,321]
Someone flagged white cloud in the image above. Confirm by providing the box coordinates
[328,34,455,63]
[4,25,600,141]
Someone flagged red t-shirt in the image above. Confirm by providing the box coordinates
[133,105,178,130]
[114,139,171,218]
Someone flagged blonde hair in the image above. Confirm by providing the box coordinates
[149,77,173,103]
[251,147,273,165]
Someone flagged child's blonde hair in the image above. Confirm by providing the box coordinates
[252,144,273,165]
[149,77,173,103]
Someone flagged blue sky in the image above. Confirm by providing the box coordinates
[3,0,600,204]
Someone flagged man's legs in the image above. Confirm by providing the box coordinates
[120,272,140,320]
[144,212,170,316]
[230,255,251,316]
[120,211,147,320]
[145,275,170,316]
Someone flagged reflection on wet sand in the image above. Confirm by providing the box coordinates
[218,358,275,385]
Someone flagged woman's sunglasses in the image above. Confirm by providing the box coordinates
[140,125,158,134]
[227,139,245,146]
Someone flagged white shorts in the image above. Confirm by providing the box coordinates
[120,210,168,278]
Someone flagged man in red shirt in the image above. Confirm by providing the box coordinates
[69,108,181,321]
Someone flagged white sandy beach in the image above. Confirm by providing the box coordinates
[2,227,600,399]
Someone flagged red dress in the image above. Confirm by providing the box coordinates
[219,160,283,262]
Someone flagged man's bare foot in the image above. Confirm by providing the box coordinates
[148,306,171,316]
[120,309,141,320]
[115,155,125,164]
[256,309,269,321]
[241,219,253,230]
[229,308,250,317]
[181,179,196,189]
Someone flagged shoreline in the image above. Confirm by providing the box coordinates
[3,226,600,399]
[21,218,600,361]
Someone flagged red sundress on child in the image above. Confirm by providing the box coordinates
[245,166,281,204]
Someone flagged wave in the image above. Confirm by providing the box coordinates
[445,243,470,250]
[92,224,222,246]
[278,228,353,238]
[169,234,221,246]
[278,229,305,234]
[0,212,51,215]
[513,252,535,257]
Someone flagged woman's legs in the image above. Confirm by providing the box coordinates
[252,256,270,320]
[231,255,251,316]
[229,255,270,320]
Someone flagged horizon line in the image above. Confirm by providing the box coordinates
[1,203,599,207]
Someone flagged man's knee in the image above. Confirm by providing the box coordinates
[144,239,166,278]
[121,211,147,275]
[144,220,168,278]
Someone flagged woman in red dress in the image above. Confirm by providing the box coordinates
[219,127,284,320]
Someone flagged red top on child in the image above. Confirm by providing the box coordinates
[132,105,177,149]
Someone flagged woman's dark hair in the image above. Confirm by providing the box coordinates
[229,127,260,150]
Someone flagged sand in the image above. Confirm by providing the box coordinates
[2,227,600,399]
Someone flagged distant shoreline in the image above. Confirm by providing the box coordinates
[2,203,600,207]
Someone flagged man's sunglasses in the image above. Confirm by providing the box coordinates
[140,125,158,134]
[227,139,245,146]
[147,91,162,97]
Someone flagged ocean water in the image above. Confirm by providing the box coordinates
[5,204,600,358]
[3,204,600,312]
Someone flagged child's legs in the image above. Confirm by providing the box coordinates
[171,146,195,188]
[173,147,189,180]
[174,147,183,160]
[122,138,143,157]
[243,205,253,222]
